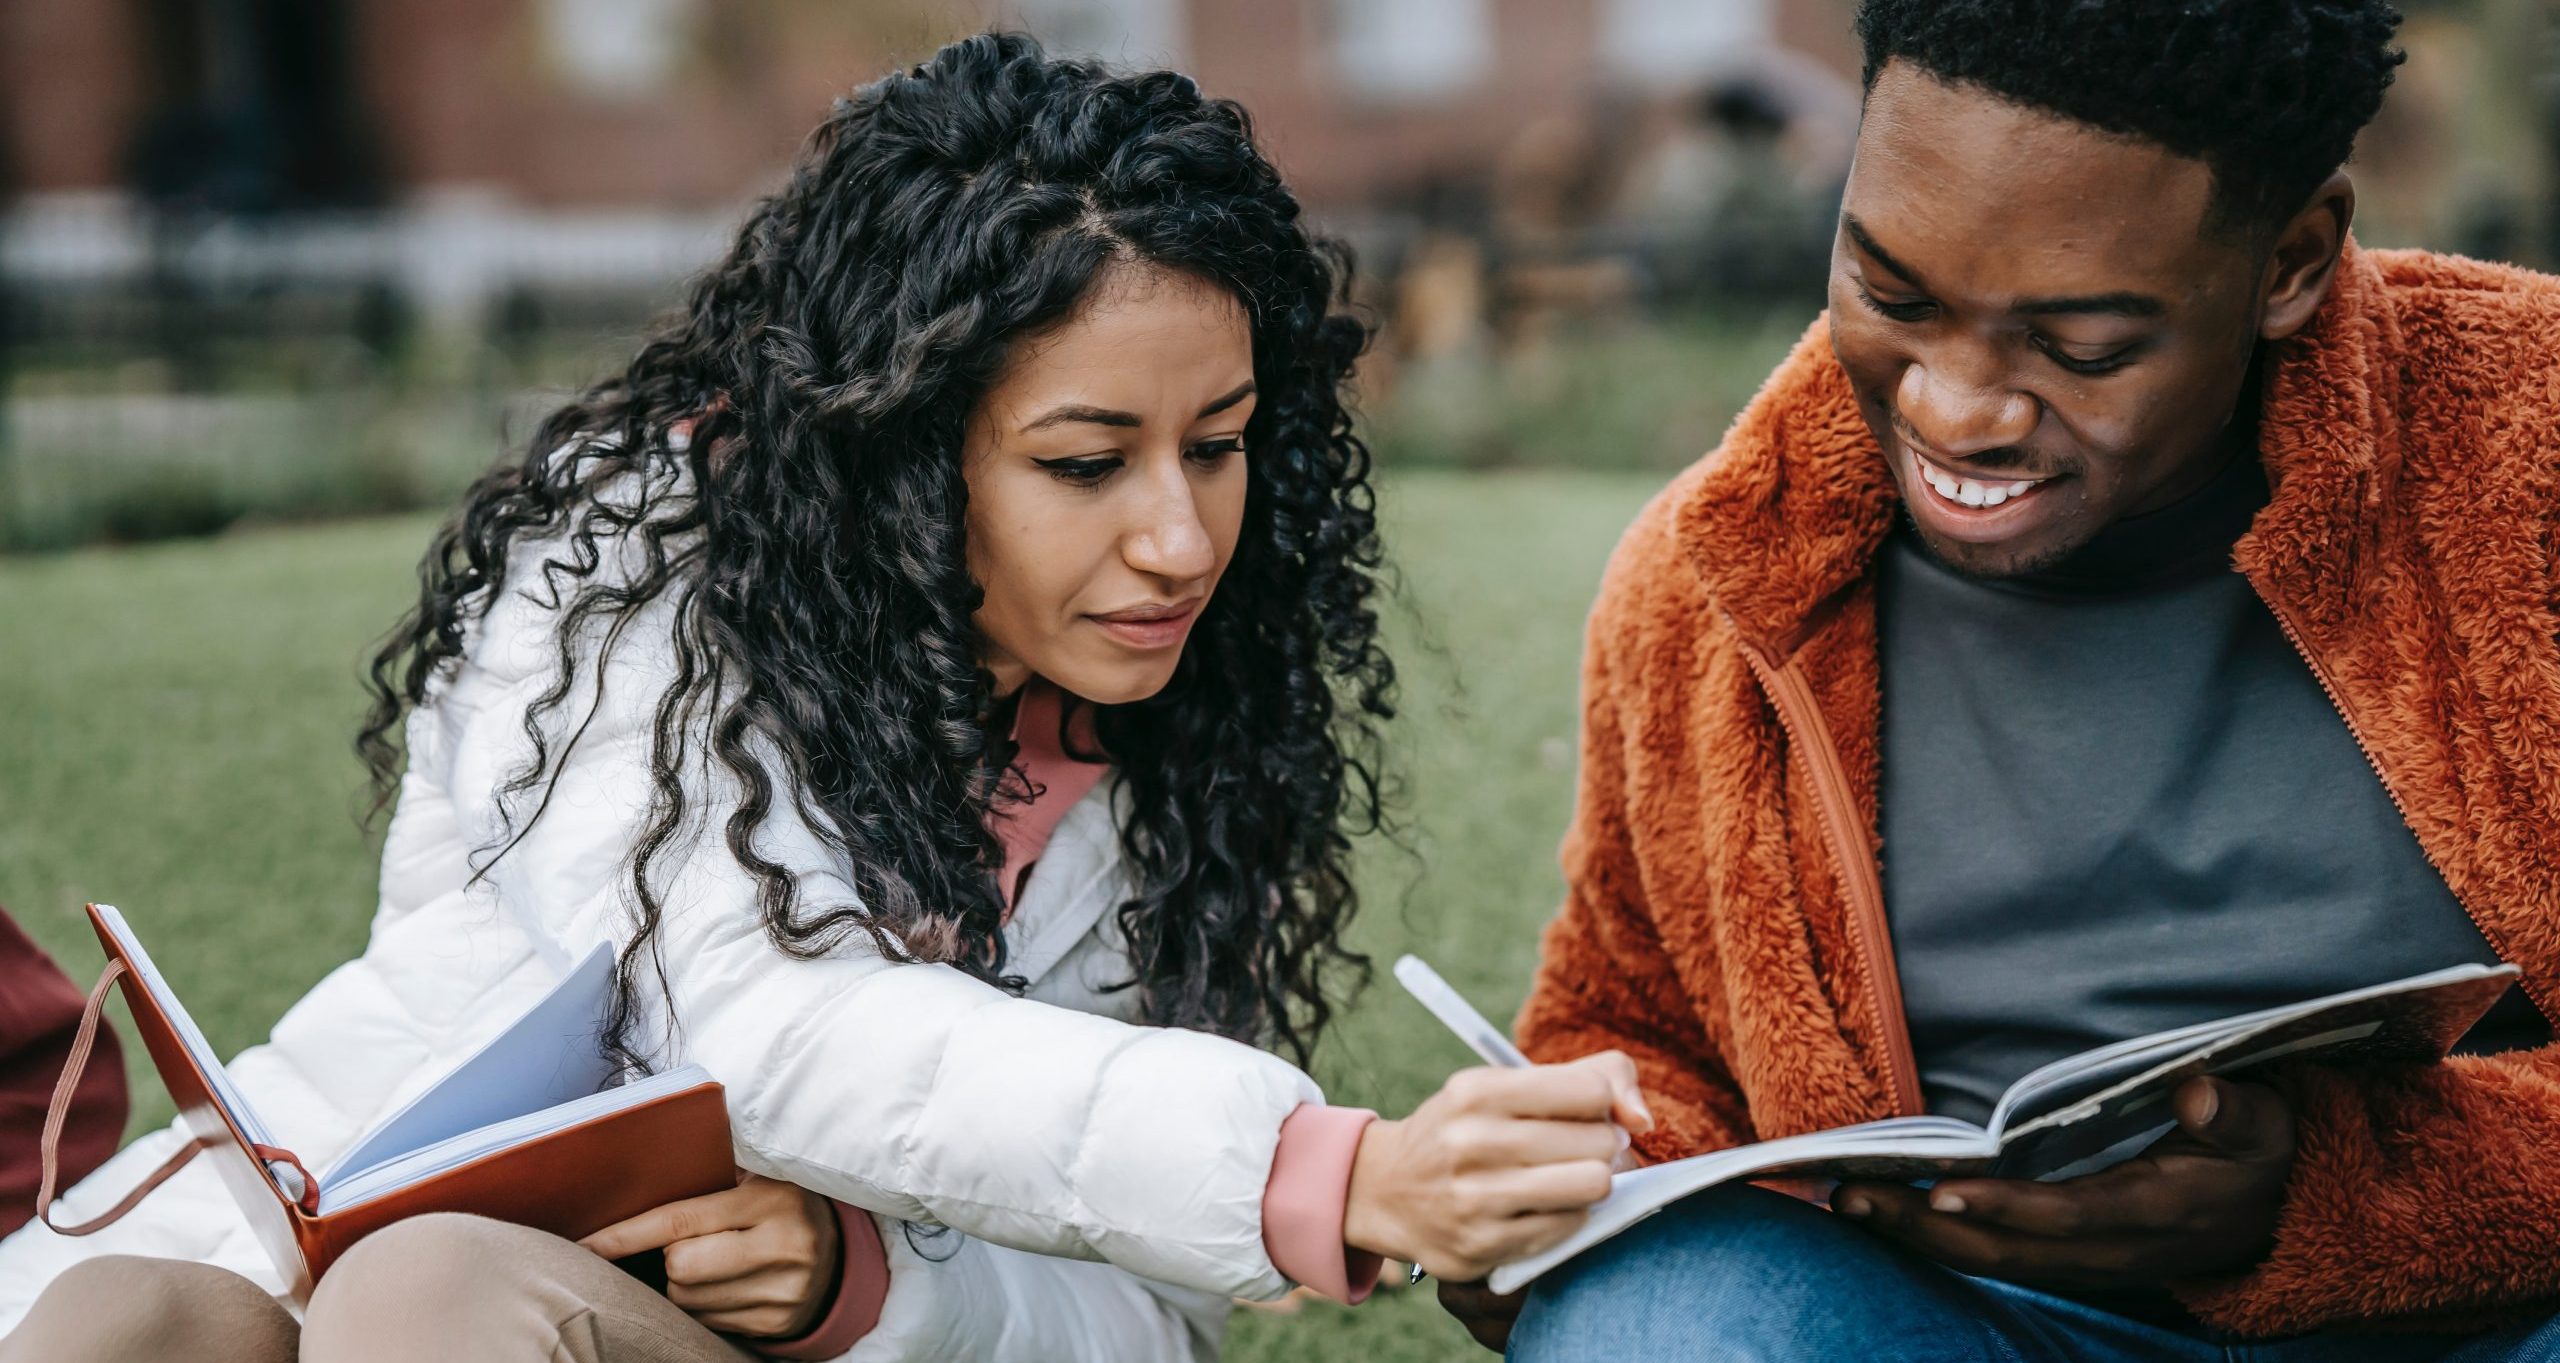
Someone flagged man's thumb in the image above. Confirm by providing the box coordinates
[2176,1076,2289,1155]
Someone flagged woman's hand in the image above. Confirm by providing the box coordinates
[1345,1051,1652,1282]
[580,1172,843,1339]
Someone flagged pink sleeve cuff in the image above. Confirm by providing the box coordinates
[758,1201,889,1359]
[1261,1103,1385,1305]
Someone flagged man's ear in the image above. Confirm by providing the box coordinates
[2257,171,2355,342]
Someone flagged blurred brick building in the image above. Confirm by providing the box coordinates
[6,0,2537,336]
[0,0,1867,332]
[3,0,1854,212]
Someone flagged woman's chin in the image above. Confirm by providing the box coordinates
[1042,660,1180,709]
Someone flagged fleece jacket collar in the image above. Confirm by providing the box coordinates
[1672,239,2403,660]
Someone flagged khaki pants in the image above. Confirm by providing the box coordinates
[0,1213,758,1362]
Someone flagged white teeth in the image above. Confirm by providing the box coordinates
[1917,455,2041,510]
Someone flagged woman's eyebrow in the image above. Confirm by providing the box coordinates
[1022,403,1143,433]
[1197,381,1256,419]
[1020,381,1257,434]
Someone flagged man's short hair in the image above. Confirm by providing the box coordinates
[1855,0,2405,238]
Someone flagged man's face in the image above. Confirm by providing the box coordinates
[1830,62,2273,579]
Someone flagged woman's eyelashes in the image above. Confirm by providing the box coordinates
[1033,454,1120,486]
[1185,436,1246,467]
[1032,438,1246,488]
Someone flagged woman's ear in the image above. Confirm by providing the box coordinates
[2257,171,2355,343]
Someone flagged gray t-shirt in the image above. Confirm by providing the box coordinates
[1877,449,2547,1128]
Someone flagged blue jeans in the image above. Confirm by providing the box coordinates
[1509,1186,2560,1363]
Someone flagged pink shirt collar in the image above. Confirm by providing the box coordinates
[992,680,1109,915]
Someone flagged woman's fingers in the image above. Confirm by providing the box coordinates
[1443,1052,1653,1135]
[1431,1208,1590,1278]
[1459,1116,1628,1169]
[1501,1208,1593,1260]
[1571,1050,1655,1134]
[665,1265,801,1313]
[1349,1055,1649,1277]
[661,1226,768,1288]
[688,1305,801,1339]
[579,1176,764,1260]
[1482,1158,1618,1216]
[1455,1063,1611,1123]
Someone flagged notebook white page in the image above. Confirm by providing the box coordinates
[93,905,274,1148]
[320,942,622,1188]
[316,1063,715,1214]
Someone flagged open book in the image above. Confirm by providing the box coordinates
[1487,961,2520,1295]
[64,904,735,1297]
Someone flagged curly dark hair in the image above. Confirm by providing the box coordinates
[356,32,1391,1070]
[1855,0,2405,236]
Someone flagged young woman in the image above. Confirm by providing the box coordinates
[0,34,1642,1363]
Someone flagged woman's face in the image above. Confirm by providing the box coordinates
[964,262,1256,706]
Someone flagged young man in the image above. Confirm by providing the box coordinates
[1460,2,2560,1357]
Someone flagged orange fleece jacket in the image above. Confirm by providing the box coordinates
[1516,241,2560,1337]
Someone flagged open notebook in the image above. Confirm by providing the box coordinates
[1487,961,2521,1295]
[63,904,734,1297]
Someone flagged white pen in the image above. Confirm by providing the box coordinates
[1394,954,1531,1068]
[1392,955,1535,1286]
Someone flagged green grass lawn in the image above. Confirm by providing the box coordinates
[0,466,1665,1361]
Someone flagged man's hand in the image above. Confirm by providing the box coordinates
[1437,1278,1528,1353]
[580,1172,842,1338]
[1834,1076,2294,1291]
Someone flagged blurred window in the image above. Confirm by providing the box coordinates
[1002,0,1188,66]
[1329,0,1493,103]
[1600,0,1771,88]
[542,0,696,97]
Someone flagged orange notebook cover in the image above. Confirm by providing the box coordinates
[46,903,734,1299]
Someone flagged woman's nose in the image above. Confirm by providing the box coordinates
[1896,352,2038,458]
[1122,474,1217,584]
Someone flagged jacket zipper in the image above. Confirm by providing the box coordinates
[1737,636,1927,1118]
[2252,582,2546,1022]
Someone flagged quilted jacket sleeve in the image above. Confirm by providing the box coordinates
[427,547,1320,1305]
[841,1210,1226,1363]
[2172,1044,2560,1335]
[1511,502,1756,1163]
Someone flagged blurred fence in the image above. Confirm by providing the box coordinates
[0,199,715,550]
[0,187,1819,553]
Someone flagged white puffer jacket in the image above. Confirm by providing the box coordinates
[0,502,1327,1361]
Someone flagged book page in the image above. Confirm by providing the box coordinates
[1990,963,2518,1180]
[1986,1013,2261,1136]
[316,1063,717,1214]
[321,943,621,1188]
[94,905,274,1148]
[1484,1116,1997,1295]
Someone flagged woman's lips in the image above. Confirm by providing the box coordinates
[1088,601,1201,649]
[1900,444,2066,545]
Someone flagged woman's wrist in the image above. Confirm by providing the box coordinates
[1341,1116,1411,1260]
